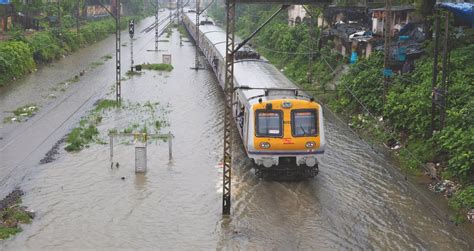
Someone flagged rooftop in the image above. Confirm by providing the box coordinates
[372,5,416,12]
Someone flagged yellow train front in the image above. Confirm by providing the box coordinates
[235,87,326,179]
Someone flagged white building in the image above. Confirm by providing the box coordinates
[288,5,307,25]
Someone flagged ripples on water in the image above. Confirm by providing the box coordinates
[1,17,473,250]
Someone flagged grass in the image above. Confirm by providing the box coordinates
[125,70,144,76]
[65,99,119,151]
[94,99,121,112]
[65,124,99,152]
[66,99,169,152]
[141,63,173,72]
[90,61,104,68]
[177,24,187,37]
[3,104,39,123]
[0,200,33,240]
[0,226,21,240]
[102,54,113,60]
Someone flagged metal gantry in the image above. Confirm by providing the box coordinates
[222,0,235,216]
[155,0,160,51]
[115,0,121,102]
[98,0,121,102]
[195,0,201,69]
[382,0,392,103]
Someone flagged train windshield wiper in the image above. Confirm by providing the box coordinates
[300,125,307,136]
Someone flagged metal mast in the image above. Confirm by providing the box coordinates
[195,0,201,69]
[115,0,121,102]
[222,0,235,216]
[382,0,392,102]
[155,0,159,51]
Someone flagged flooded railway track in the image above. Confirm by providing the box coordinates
[0,13,473,250]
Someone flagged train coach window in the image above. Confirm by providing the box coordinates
[292,110,317,137]
[256,110,283,137]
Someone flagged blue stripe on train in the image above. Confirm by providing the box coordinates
[248,150,324,155]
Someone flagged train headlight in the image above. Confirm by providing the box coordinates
[259,142,271,149]
[305,141,316,149]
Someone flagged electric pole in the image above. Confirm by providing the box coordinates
[76,0,80,33]
[307,7,315,84]
[440,12,449,130]
[430,11,440,136]
[194,0,201,70]
[222,0,235,216]
[383,0,392,103]
[115,0,121,102]
[129,19,135,72]
[155,0,159,51]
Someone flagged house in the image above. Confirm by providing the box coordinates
[371,5,419,36]
[288,5,307,25]
[0,2,13,33]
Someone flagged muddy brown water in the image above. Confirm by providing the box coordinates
[1,15,473,250]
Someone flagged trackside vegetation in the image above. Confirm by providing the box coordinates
[0,18,130,86]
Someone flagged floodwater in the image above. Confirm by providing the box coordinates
[1,14,474,250]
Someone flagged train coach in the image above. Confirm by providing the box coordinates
[183,10,326,178]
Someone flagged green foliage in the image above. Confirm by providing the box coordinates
[436,127,474,180]
[65,124,99,152]
[384,59,433,138]
[28,31,63,62]
[3,104,39,123]
[0,226,22,240]
[384,44,474,180]
[449,186,474,211]
[209,3,341,89]
[0,198,33,240]
[339,53,384,114]
[141,63,174,72]
[0,41,35,86]
[94,99,121,111]
[1,15,139,85]
[14,210,32,224]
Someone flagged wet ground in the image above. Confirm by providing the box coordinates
[1,14,474,250]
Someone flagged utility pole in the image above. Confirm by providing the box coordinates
[155,0,159,51]
[76,0,80,33]
[58,0,62,29]
[222,0,235,216]
[99,0,121,102]
[115,0,121,102]
[382,0,392,103]
[440,12,449,130]
[177,0,181,22]
[430,11,440,136]
[129,19,135,72]
[307,7,315,84]
[194,0,201,70]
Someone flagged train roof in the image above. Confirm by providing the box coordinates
[185,11,310,105]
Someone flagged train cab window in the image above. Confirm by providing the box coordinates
[256,110,283,137]
[292,110,318,137]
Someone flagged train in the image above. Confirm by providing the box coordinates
[182,10,326,178]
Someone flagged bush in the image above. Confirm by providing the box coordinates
[339,53,384,114]
[0,41,35,85]
[28,31,63,62]
[449,186,474,211]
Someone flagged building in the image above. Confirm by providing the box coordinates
[0,2,13,33]
[371,5,419,36]
[288,5,307,25]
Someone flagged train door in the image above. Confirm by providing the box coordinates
[243,107,249,148]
